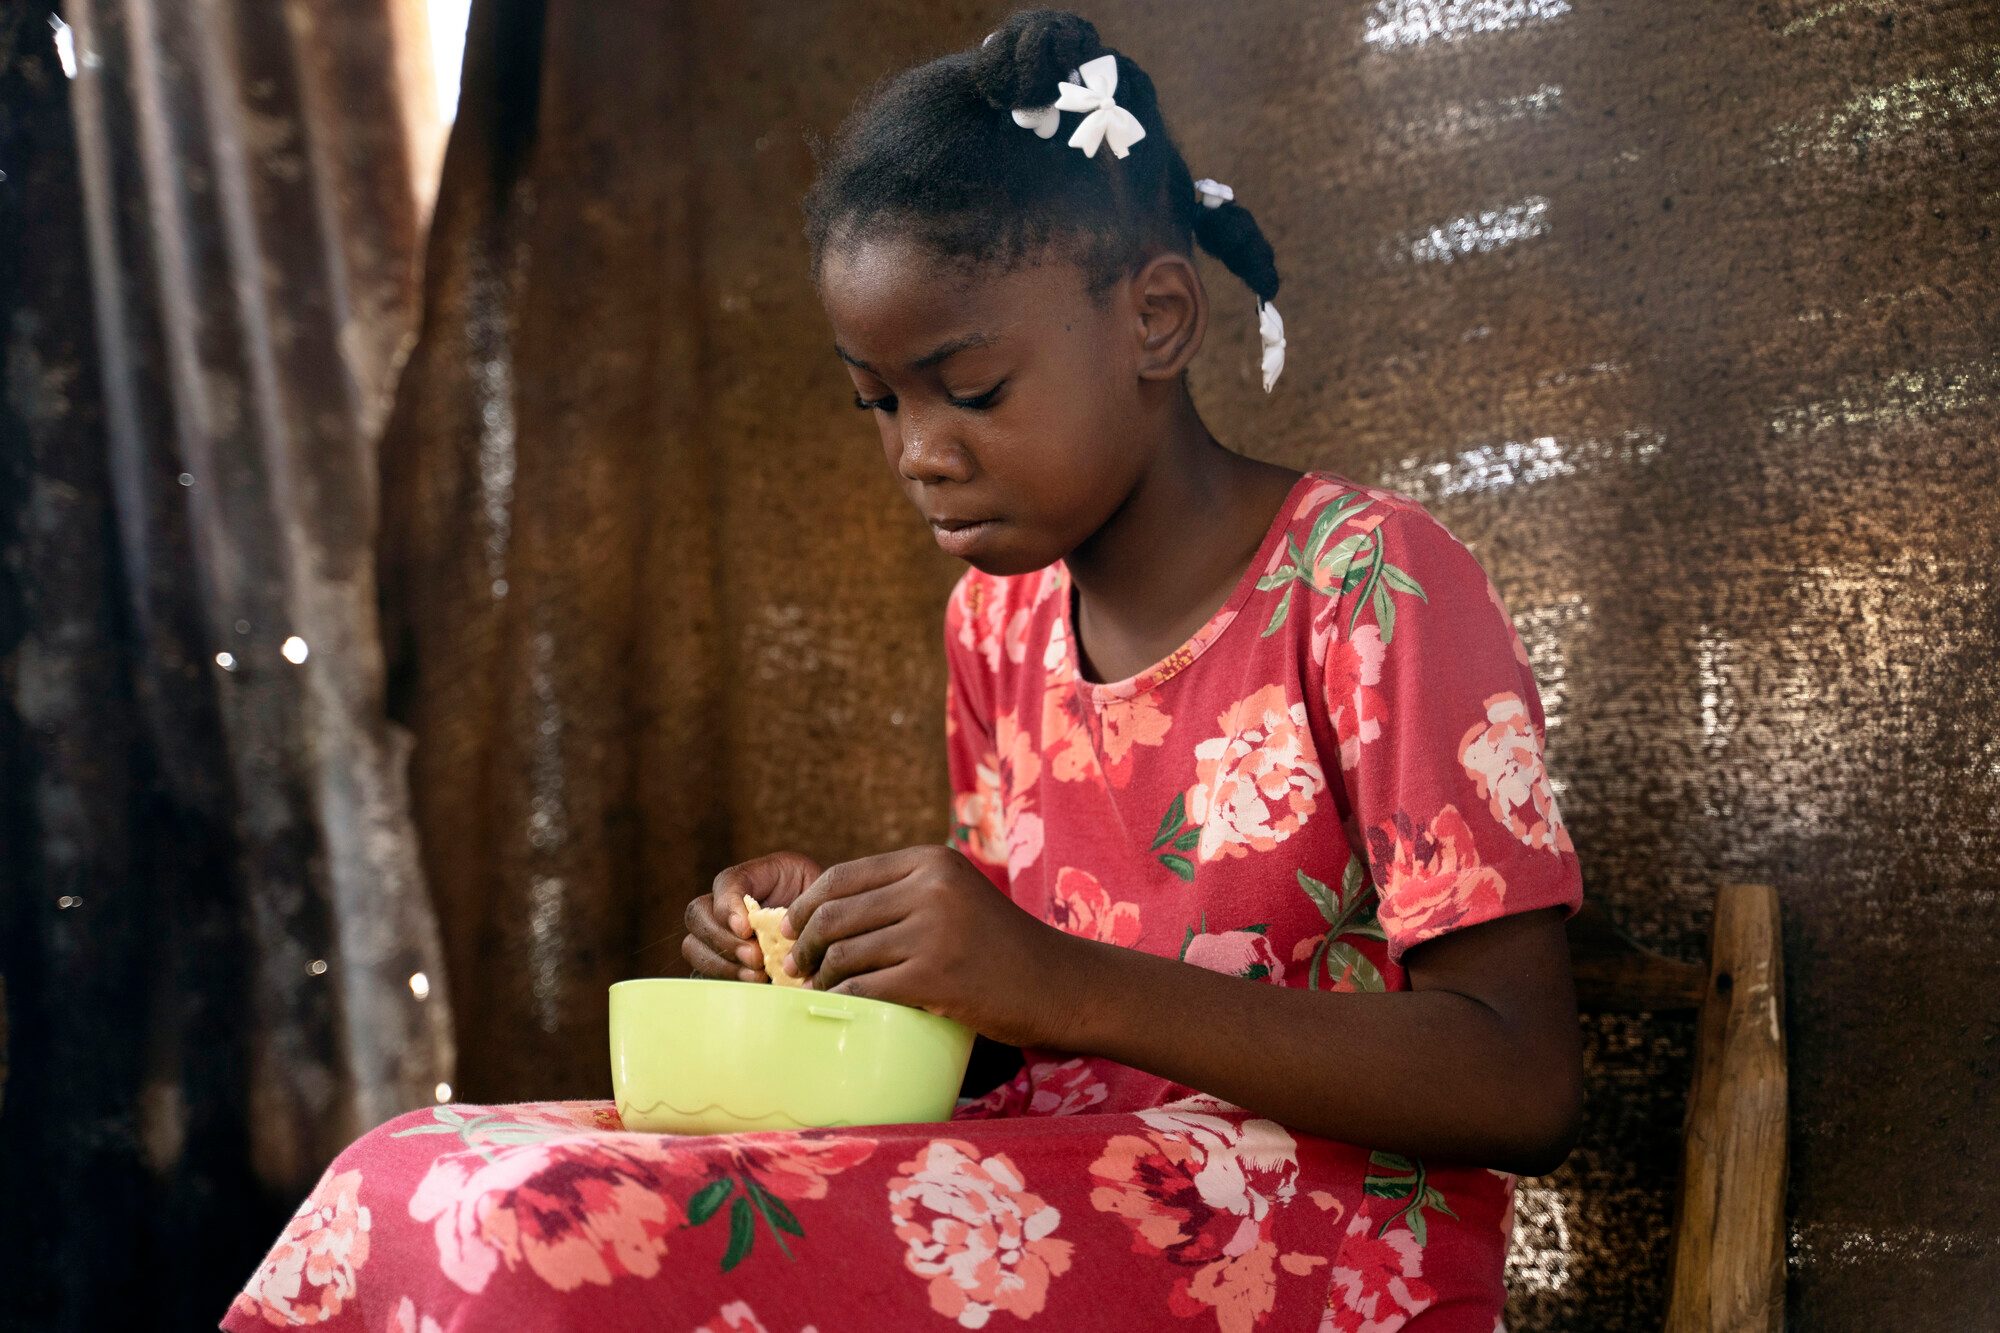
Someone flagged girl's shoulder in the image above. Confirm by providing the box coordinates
[1262,470,1514,654]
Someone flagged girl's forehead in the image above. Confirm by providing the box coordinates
[821,238,1091,362]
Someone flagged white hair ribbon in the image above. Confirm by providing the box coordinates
[1054,55,1146,158]
[1194,178,1234,209]
[1012,54,1145,159]
[1259,301,1286,393]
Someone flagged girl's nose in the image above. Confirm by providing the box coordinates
[894,415,974,485]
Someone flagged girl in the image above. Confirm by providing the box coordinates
[226,11,1582,1333]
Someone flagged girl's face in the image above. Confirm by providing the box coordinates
[818,234,1152,576]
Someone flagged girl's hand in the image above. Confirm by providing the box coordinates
[681,851,825,982]
[781,844,1081,1048]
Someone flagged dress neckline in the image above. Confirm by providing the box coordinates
[1058,470,1318,705]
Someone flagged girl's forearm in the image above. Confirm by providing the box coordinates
[1039,932,1581,1176]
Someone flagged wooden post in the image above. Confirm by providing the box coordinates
[1666,883,1788,1331]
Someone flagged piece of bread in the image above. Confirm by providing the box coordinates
[742,895,808,988]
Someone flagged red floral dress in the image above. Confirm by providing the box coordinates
[221,471,1581,1333]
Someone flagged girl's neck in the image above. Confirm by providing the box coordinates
[1062,398,1301,684]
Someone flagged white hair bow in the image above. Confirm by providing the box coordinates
[1194,178,1234,209]
[1259,301,1286,393]
[1010,54,1146,159]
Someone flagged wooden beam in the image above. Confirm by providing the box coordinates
[1666,883,1788,1332]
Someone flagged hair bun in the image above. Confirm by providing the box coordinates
[971,9,1105,111]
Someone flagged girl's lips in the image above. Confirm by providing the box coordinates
[930,518,1000,556]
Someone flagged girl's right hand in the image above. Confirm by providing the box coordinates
[681,851,826,981]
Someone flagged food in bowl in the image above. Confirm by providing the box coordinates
[742,894,806,987]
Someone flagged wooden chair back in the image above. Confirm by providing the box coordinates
[1567,884,1787,1332]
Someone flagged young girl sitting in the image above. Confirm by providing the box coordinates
[226,10,1583,1332]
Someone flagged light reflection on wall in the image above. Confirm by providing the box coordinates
[1374,429,1663,504]
[1506,1184,1575,1293]
[1392,83,1564,149]
[1768,358,1998,438]
[1510,595,1591,740]
[1763,46,2000,167]
[1396,195,1551,264]
[1364,0,1573,50]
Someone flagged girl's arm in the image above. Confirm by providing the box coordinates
[1046,902,1582,1176]
[776,844,1582,1177]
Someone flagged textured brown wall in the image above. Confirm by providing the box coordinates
[379,0,1999,1326]
[687,0,2000,1324]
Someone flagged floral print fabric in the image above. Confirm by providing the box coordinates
[222,472,1579,1331]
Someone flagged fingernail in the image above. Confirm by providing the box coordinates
[780,917,797,940]
[738,968,759,982]
[783,955,800,975]
[736,944,758,965]
[730,913,747,936]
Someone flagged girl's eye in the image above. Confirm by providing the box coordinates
[851,382,1004,414]
[949,382,1005,411]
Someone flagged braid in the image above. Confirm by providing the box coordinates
[802,7,1280,316]
[1194,199,1280,305]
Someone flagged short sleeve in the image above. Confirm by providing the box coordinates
[943,573,1011,892]
[1314,505,1583,964]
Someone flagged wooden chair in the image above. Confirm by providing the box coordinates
[1567,884,1787,1331]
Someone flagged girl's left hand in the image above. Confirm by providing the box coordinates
[781,844,1080,1049]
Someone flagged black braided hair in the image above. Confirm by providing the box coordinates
[802,9,1279,312]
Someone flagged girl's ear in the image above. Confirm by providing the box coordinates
[1129,252,1208,383]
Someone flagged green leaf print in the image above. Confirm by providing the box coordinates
[1252,491,1419,644]
[1327,942,1385,993]
[1373,580,1397,642]
[1260,586,1293,638]
[1154,794,1203,879]
[1365,1150,1458,1247]
[390,1107,598,1161]
[1296,869,1340,921]
[1298,858,1388,991]
[686,1176,734,1226]
[688,1170,808,1269]
[748,1178,804,1238]
[721,1195,756,1271]
[1381,563,1427,599]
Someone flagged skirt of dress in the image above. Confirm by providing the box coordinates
[220,1063,1510,1333]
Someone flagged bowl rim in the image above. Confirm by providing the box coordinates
[609,976,968,1031]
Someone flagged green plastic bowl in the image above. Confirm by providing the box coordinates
[608,978,975,1134]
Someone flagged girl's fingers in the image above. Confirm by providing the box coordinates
[788,881,915,978]
[685,895,763,969]
[784,848,926,941]
[710,851,826,937]
[808,922,917,993]
[681,930,763,983]
[826,958,923,1006]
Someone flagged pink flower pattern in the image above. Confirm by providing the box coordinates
[232,1169,372,1326]
[1457,692,1573,854]
[408,1138,683,1294]
[1320,1210,1439,1332]
[1046,866,1142,946]
[1185,686,1326,863]
[889,1140,1074,1328]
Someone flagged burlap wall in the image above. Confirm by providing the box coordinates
[377,1,2000,1325]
